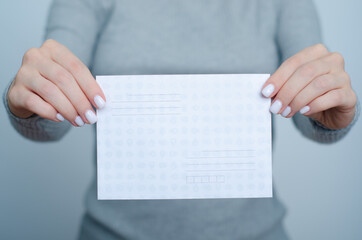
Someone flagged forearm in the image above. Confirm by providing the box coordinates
[3,79,71,142]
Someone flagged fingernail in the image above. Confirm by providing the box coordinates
[75,116,85,127]
[85,110,97,124]
[94,95,106,109]
[270,100,282,114]
[261,84,275,98]
[56,113,64,122]
[300,106,310,115]
[281,106,291,117]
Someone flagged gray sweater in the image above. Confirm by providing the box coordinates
[3,0,360,239]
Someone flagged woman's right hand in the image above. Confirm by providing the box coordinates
[6,39,106,127]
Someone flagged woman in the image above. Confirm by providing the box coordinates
[3,0,359,239]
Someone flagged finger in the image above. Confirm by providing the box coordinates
[18,87,61,122]
[282,73,345,118]
[270,53,341,115]
[41,39,106,109]
[36,57,97,124]
[261,44,329,98]
[300,89,346,116]
[24,73,82,126]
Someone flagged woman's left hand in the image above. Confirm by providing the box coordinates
[261,44,357,130]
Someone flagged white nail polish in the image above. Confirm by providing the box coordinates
[56,113,64,122]
[261,84,275,98]
[94,95,106,109]
[300,106,310,115]
[75,116,85,127]
[270,100,282,114]
[85,110,97,124]
[281,106,291,117]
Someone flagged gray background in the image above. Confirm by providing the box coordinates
[0,1,361,239]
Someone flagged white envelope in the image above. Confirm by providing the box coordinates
[96,74,272,200]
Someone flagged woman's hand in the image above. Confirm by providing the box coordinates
[7,39,106,127]
[261,44,357,130]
